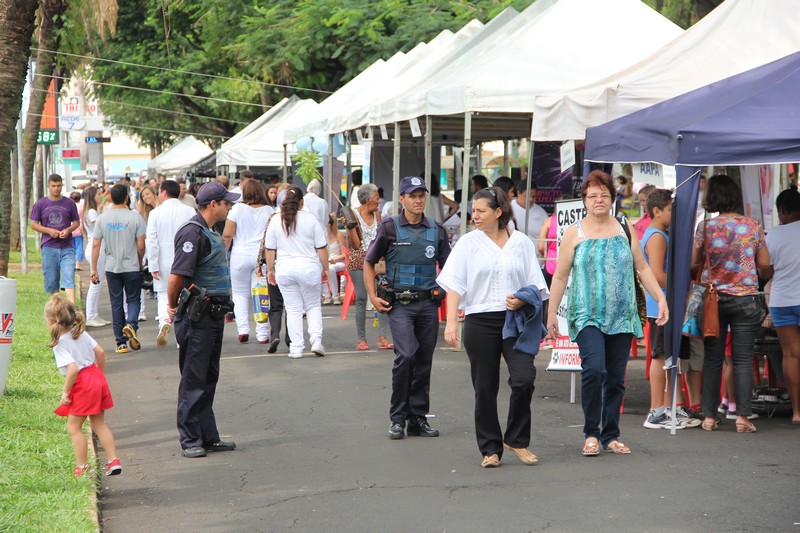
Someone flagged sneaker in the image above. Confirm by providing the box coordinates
[138,313,147,322]
[156,323,171,348]
[115,344,130,354]
[288,352,303,359]
[74,464,95,478]
[311,341,326,357]
[105,458,122,476]
[643,410,686,430]
[717,403,729,414]
[86,319,107,328]
[258,338,270,344]
[238,334,249,343]
[727,411,759,420]
[673,407,702,428]
[268,338,280,354]
[122,324,140,351]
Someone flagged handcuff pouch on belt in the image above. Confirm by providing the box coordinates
[391,286,447,305]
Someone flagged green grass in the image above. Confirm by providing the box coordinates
[0,273,97,532]
[9,234,42,266]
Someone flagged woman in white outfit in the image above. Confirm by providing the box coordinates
[265,186,329,358]
[82,186,108,327]
[135,184,159,321]
[223,180,274,344]
[323,214,347,304]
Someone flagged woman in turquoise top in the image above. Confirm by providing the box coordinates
[547,171,668,457]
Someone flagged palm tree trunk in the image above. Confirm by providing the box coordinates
[0,0,39,276]
[22,0,69,218]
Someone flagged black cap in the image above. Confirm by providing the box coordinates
[399,176,428,195]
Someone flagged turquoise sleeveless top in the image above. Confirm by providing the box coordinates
[567,221,643,340]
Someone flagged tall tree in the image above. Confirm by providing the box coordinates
[0,0,39,275]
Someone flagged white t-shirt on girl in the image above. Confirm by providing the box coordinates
[53,331,98,376]
[437,229,549,316]
[228,203,275,258]
[265,210,328,266]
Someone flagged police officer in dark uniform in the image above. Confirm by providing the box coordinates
[364,176,451,440]
[167,182,239,458]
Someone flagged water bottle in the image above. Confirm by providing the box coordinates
[373,310,378,328]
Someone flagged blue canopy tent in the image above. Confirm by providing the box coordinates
[583,50,800,430]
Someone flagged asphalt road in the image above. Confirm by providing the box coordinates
[85,278,799,533]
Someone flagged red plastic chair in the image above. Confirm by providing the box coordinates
[340,269,356,320]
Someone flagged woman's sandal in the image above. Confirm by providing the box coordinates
[582,437,600,456]
[604,440,632,454]
[701,418,719,431]
[736,421,757,433]
[356,340,370,351]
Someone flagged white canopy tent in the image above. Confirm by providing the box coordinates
[532,0,800,141]
[355,0,681,133]
[216,96,319,170]
[147,136,213,175]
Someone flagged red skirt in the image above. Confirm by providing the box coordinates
[54,364,114,417]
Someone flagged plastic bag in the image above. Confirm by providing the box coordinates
[252,283,270,323]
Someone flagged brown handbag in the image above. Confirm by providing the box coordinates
[699,222,719,338]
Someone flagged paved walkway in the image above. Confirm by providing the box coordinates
[78,270,799,532]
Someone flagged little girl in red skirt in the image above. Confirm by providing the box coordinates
[46,294,122,478]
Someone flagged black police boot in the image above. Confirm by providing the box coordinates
[387,421,405,440]
[406,415,439,437]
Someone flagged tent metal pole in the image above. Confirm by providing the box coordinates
[283,144,288,183]
[459,112,472,238]
[524,140,535,234]
[346,132,352,202]
[392,123,401,216]
[504,141,510,177]
[424,116,433,218]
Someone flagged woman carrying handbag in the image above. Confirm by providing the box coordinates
[691,175,771,433]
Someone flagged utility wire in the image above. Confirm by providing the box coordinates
[32,47,334,96]
[25,111,229,140]
[29,86,250,126]
[36,72,269,108]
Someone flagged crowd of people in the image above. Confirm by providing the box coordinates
[36,167,799,474]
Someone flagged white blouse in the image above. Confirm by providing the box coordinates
[436,229,549,316]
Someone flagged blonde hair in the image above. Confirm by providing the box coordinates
[44,294,86,348]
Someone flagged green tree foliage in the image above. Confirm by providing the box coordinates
[88,0,532,149]
[87,0,714,151]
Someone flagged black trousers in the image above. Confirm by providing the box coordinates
[267,281,289,346]
[386,299,439,423]
[175,311,224,449]
[463,312,536,457]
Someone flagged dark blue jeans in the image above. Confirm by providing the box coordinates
[702,294,766,418]
[574,326,633,447]
[106,271,142,346]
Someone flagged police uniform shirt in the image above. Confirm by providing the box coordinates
[171,212,213,280]
[365,210,451,270]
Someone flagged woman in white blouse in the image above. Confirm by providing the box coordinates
[265,186,329,358]
[82,186,109,328]
[437,187,549,468]
[223,179,274,344]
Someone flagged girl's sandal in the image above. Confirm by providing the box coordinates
[582,437,600,456]
[604,440,632,454]
[701,418,718,431]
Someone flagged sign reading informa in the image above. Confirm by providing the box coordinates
[546,337,582,371]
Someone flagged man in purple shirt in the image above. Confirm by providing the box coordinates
[31,174,81,302]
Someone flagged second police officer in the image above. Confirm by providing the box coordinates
[364,176,451,440]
